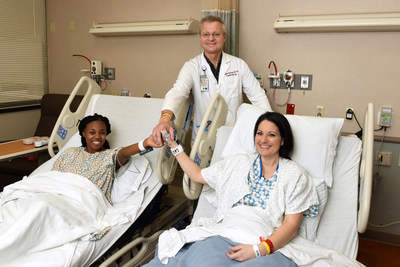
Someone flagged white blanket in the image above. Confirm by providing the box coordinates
[158,205,365,267]
[0,171,144,267]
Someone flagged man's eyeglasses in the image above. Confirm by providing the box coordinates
[201,33,221,38]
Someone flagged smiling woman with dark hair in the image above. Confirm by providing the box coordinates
[145,111,318,267]
[52,113,161,204]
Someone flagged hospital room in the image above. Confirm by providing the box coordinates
[0,0,399,266]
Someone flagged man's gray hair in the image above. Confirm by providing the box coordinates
[199,15,226,35]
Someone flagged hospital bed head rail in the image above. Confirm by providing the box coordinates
[358,102,374,233]
[48,76,101,157]
[157,98,193,184]
[183,92,228,200]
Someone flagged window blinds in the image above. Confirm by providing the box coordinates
[0,0,48,110]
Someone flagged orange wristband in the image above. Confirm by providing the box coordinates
[266,239,274,253]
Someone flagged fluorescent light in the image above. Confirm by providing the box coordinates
[89,19,199,36]
[274,12,400,33]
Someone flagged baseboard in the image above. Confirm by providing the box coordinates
[359,230,400,246]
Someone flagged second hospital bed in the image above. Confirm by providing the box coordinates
[0,77,193,266]
[108,93,374,266]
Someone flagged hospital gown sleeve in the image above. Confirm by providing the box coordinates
[285,172,319,215]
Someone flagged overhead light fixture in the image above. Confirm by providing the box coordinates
[89,18,199,36]
[274,12,400,33]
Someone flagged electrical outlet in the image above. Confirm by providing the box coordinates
[376,151,392,166]
[144,93,152,98]
[316,106,324,117]
[346,108,354,120]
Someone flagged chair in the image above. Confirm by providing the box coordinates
[0,94,83,190]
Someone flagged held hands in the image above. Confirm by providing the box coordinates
[152,116,174,146]
[162,131,178,148]
[144,135,163,149]
[226,244,257,262]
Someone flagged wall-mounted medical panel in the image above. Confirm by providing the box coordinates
[269,74,313,91]
[89,18,199,36]
[274,12,400,33]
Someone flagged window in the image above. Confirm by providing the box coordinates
[0,0,48,110]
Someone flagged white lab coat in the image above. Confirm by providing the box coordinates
[162,52,272,141]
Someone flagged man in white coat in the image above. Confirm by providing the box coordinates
[152,15,271,145]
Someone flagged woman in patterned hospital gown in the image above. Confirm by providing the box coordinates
[145,111,319,267]
[52,113,160,204]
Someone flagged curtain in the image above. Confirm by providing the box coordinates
[201,0,239,56]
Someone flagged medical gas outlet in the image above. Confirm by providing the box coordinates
[91,61,102,76]
[269,73,313,90]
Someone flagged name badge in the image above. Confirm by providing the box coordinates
[200,75,209,92]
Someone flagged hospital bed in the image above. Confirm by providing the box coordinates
[106,93,373,266]
[0,76,194,266]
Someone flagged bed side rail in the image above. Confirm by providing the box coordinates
[156,98,193,184]
[183,93,228,200]
[47,76,101,157]
[99,230,163,267]
[357,102,374,233]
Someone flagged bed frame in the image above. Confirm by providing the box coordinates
[48,76,101,157]
[182,92,227,200]
[96,95,374,266]
[43,76,195,266]
[183,99,374,233]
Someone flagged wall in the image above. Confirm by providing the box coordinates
[46,0,201,98]
[0,110,40,141]
[238,0,400,238]
[239,1,400,139]
[369,140,400,236]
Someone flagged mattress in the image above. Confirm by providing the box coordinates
[30,95,165,266]
[193,126,362,259]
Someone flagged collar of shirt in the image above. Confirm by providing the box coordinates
[204,53,222,82]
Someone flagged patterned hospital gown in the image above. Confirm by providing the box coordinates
[52,147,120,204]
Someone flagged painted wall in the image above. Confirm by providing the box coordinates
[238,0,400,237]
[46,0,201,99]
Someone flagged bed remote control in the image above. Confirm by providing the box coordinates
[139,146,153,156]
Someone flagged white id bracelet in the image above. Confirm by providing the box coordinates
[138,140,146,152]
[171,144,184,156]
[253,244,261,257]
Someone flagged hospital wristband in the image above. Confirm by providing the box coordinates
[138,140,146,152]
[253,244,261,258]
[171,144,184,156]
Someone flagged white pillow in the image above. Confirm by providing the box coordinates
[221,104,343,187]
[111,155,152,204]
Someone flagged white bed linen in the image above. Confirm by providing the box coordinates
[316,136,362,258]
[191,127,364,266]
[11,95,164,266]
[0,171,143,267]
